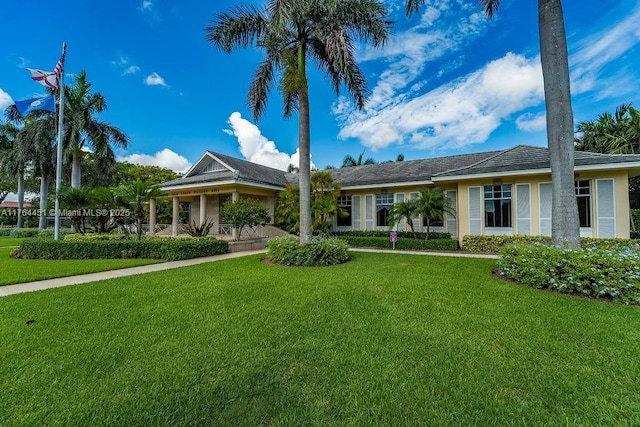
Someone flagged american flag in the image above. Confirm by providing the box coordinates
[25,45,66,90]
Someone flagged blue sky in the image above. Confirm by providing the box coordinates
[1,0,639,178]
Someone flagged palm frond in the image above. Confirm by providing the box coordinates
[206,5,267,53]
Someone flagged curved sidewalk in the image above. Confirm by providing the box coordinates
[1,248,498,297]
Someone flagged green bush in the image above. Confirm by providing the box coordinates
[63,233,129,241]
[332,230,451,240]
[340,236,458,251]
[13,238,228,261]
[0,228,11,236]
[37,228,74,239]
[267,237,350,267]
[498,243,640,305]
[9,228,40,238]
[462,235,640,253]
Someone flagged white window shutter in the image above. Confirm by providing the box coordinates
[352,195,361,231]
[446,190,458,237]
[516,184,531,235]
[468,186,482,235]
[596,179,616,238]
[539,183,552,236]
[365,195,374,230]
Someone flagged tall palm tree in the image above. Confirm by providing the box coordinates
[207,0,389,243]
[0,116,30,228]
[63,71,128,188]
[406,0,580,248]
[414,189,454,239]
[341,150,377,167]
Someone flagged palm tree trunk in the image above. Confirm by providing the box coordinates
[71,152,82,189]
[39,176,49,229]
[539,0,580,249]
[17,171,24,229]
[297,44,312,243]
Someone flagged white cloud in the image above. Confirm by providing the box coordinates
[117,148,191,173]
[113,56,141,76]
[570,3,640,96]
[224,112,315,171]
[0,88,13,111]
[141,0,152,10]
[144,72,168,87]
[336,53,543,150]
[516,112,546,133]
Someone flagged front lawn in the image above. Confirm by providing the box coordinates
[0,237,26,247]
[2,252,639,424]
[0,247,162,286]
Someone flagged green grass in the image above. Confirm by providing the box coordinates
[1,252,640,425]
[0,247,162,286]
[0,236,26,247]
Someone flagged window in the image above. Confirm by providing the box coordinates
[376,193,394,227]
[337,195,352,227]
[575,180,591,228]
[484,184,512,227]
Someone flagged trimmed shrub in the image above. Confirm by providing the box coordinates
[63,233,129,241]
[37,228,74,239]
[13,238,228,261]
[462,235,640,253]
[0,228,11,236]
[9,228,40,238]
[498,243,640,305]
[332,230,451,240]
[340,236,458,251]
[267,237,350,267]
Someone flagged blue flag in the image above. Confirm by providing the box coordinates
[14,95,56,116]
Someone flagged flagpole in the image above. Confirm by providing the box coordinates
[54,43,66,241]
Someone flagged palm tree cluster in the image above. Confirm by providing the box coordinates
[209,0,580,248]
[575,104,640,154]
[0,71,128,229]
[387,189,455,239]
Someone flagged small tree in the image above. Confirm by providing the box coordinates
[58,187,93,234]
[414,189,455,239]
[114,179,162,240]
[220,198,270,241]
[387,200,419,238]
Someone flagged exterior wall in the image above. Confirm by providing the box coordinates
[453,170,631,241]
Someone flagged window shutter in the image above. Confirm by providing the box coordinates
[446,190,458,237]
[468,186,482,235]
[352,195,361,231]
[596,179,616,238]
[395,193,405,231]
[516,184,531,235]
[539,183,552,236]
[365,194,374,230]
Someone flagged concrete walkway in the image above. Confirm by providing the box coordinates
[0,250,267,297]
[0,248,498,297]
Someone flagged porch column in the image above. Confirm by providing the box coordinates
[149,198,156,235]
[200,194,207,226]
[172,196,179,236]
[232,191,239,240]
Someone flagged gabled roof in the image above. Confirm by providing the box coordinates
[161,151,288,189]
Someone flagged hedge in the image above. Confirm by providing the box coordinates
[461,235,640,253]
[341,236,459,251]
[498,243,640,305]
[9,228,40,238]
[12,238,228,261]
[0,228,11,236]
[332,230,451,240]
[267,237,350,267]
